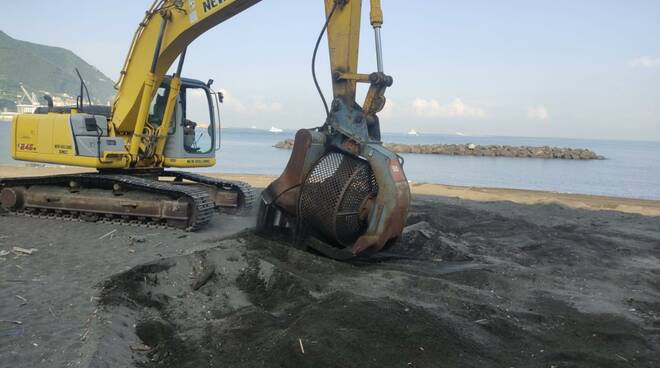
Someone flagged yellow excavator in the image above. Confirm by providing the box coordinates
[1,0,410,258]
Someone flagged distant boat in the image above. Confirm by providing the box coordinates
[455,132,465,136]
[251,125,257,129]
[407,129,419,136]
[269,126,283,133]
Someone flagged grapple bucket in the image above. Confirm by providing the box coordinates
[257,128,410,259]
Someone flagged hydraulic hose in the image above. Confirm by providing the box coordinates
[312,2,339,117]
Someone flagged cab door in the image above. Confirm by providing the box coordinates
[162,80,217,168]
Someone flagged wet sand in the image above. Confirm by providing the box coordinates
[0,166,658,367]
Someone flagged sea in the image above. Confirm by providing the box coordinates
[1,123,659,200]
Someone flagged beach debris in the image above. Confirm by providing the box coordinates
[615,354,628,362]
[129,235,146,244]
[130,343,152,352]
[191,268,215,290]
[0,327,24,337]
[190,256,216,291]
[0,250,10,257]
[98,229,117,240]
[15,295,28,305]
[402,221,436,239]
[298,338,305,354]
[12,246,38,255]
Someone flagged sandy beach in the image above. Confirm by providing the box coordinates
[2,165,659,216]
[0,165,658,367]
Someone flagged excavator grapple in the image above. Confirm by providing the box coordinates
[257,102,410,259]
[255,0,411,258]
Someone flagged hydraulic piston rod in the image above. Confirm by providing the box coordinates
[370,0,384,72]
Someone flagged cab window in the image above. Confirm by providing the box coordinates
[181,86,214,154]
[148,87,168,127]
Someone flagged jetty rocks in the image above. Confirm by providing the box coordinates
[273,139,604,160]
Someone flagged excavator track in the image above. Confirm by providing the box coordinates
[0,173,215,231]
[162,170,256,212]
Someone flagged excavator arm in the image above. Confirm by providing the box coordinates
[253,0,410,256]
[111,0,388,145]
[111,0,261,161]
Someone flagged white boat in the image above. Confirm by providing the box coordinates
[269,126,283,133]
[455,132,465,136]
[407,129,419,136]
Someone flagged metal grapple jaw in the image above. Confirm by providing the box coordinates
[256,100,410,259]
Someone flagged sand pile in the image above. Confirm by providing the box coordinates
[85,198,659,368]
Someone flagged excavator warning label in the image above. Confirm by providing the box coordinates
[389,159,406,182]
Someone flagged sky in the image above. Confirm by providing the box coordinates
[1,0,659,141]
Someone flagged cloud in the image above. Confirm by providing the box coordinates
[527,106,549,121]
[217,89,246,112]
[218,89,281,114]
[253,100,283,113]
[412,98,486,119]
[379,99,394,119]
[630,56,660,68]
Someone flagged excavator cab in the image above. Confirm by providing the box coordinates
[151,77,220,167]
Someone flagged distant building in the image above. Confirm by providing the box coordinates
[0,99,17,113]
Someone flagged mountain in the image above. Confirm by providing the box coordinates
[0,30,116,105]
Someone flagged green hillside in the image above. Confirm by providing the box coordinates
[0,30,115,105]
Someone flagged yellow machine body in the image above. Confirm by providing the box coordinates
[10,74,221,170]
[11,113,127,169]
[10,108,216,169]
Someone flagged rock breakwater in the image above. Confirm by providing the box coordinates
[273,139,604,160]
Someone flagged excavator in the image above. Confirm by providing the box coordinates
[0,0,410,258]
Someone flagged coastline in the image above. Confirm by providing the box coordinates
[1,164,658,216]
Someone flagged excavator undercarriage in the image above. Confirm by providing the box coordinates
[0,171,255,231]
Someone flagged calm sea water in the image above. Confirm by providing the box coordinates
[1,123,659,200]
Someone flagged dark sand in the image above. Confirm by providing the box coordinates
[1,195,658,367]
